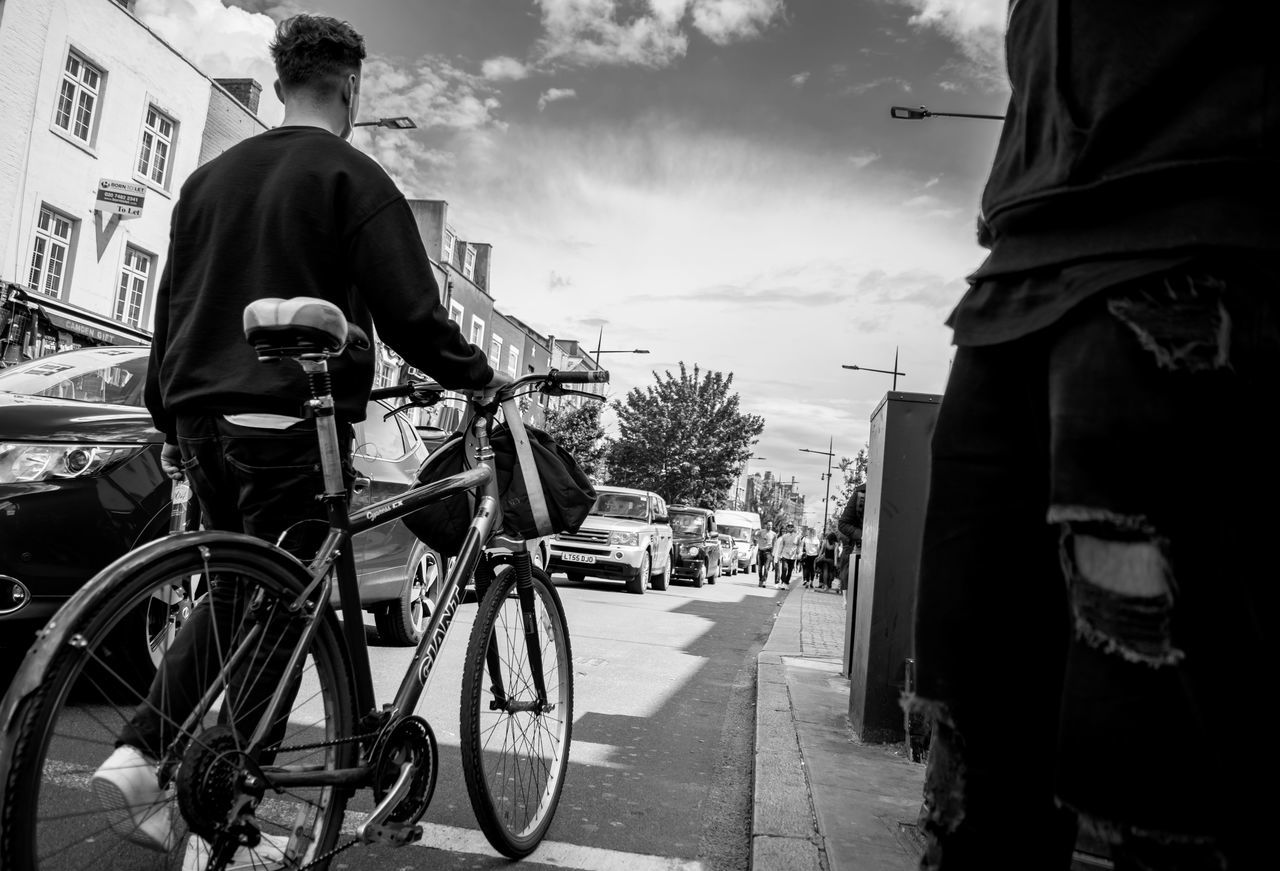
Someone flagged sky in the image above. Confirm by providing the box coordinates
[136,0,1012,526]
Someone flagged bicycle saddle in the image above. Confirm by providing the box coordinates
[243,297,369,359]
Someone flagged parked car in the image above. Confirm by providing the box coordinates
[716,509,762,573]
[668,505,721,587]
[718,534,739,576]
[547,484,673,594]
[0,345,449,681]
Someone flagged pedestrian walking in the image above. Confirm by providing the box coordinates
[753,521,777,588]
[911,3,1277,868]
[776,523,800,587]
[815,532,838,591]
[799,526,820,587]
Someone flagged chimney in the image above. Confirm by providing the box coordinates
[215,78,262,116]
[472,243,493,292]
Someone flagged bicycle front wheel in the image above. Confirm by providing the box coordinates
[0,536,355,871]
[459,562,573,858]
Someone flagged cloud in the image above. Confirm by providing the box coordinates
[223,0,300,17]
[690,0,785,45]
[846,76,912,96]
[549,270,574,290]
[482,55,530,81]
[538,87,579,110]
[358,57,504,132]
[789,71,809,87]
[525,0,786,71]
[136,0,282,122]
[888,0,1007,88]
[848,150,880,169]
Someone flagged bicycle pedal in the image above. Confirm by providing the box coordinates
[359,821,423,847]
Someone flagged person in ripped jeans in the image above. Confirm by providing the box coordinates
[910,3,1277,869]
[90,14,501,861]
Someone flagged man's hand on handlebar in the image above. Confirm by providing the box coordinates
[469,370,513,405]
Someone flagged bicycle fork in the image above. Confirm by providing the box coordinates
[478,551,552,714]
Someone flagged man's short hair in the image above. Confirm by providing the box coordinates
[270,14,366,96]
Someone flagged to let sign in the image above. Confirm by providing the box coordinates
[96,179,145,219]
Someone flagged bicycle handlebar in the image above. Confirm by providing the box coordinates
[368,367,609,404]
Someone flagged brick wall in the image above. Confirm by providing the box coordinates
[0,0,54,279]
[199,83,268,166]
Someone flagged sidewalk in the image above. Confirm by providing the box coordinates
[753,583,925,871]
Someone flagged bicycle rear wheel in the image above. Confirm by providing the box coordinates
[0,536,355,871]
[459,561,573,858]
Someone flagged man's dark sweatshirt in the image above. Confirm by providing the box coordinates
[144,126,492,441]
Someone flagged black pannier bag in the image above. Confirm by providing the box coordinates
[402,415,597,557]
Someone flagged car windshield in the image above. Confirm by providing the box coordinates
[591,493,647,520]
[720,524,752,541]
[0,348,148,406]
[669,512,706,535]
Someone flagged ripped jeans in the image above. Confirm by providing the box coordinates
[913,269,1276,870]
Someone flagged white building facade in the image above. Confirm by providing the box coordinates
[0,0,264,362]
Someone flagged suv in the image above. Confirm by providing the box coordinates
[668,506,722,588]
[547,485,674,594]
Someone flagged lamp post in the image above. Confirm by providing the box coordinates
[843,347,905,390]
[889,105,1004,121]
[799,438,836,534]
[353,116,418,129]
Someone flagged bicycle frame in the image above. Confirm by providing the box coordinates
[236,356,536,786]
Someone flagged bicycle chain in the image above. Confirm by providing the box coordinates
[263,728,380,755]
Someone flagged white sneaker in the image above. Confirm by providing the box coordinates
[183,832,290,870]
[90,744,174,852]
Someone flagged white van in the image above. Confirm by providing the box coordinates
[715,510,762,573]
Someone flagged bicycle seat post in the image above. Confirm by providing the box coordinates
[298,356,349,515]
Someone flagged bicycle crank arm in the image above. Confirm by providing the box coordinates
[357,761,423,846]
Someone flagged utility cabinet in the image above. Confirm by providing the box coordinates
[846,391,941,743]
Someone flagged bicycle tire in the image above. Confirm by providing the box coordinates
[459,562,573,858]
[0,534,356,871]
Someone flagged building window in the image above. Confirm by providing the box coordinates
[441,228,456,266]
[137,106,175,187]
[28,207,75,298]
[448,300,464,325]
[374,360,397,389]
[488,335,503,367]
[507,345,520,377]
[462,244,477,280]
[115,246,151,327]
[54,52,102,143]
[469,315,485,347]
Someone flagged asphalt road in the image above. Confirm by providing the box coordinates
[350,568,781,871]
[0,567,783,871]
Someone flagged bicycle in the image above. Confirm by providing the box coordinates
[0,297,608,871]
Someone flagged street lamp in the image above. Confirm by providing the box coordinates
[843,347,905,390]
[353,116,418,129]
[890,105,1004,121]
[592,325,649,366]
[799,438,836,534]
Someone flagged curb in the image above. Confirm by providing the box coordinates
[752,586,825,871]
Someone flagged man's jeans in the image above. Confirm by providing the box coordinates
[913,269,1274,870]
[120,415,351,759]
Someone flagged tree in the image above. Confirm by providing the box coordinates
[830,446,870,519]
[541,401,609,483]
[608,362,764,507]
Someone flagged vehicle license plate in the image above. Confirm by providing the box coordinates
[563,553,596,564]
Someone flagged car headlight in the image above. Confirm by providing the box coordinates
[684,545,700,557]
[609,531,640,547]
[0,442,146,483]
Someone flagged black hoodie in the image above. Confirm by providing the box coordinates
[145,126,492,440]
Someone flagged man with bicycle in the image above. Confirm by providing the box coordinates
[754,521,777,587]
[91,13,503,858]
